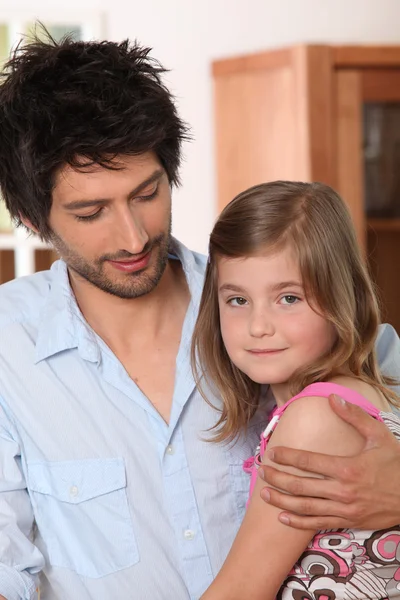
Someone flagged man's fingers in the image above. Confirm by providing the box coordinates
[328,394,388,446]
[260,485,356,521]
[258,465,356,503]
[264,446,359,480]
[272,510,352,531]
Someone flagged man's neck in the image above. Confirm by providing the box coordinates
[68,259,190,350]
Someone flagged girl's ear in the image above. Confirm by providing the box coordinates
[20,214,39,234]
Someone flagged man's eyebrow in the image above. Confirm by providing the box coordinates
[63,168,164,211]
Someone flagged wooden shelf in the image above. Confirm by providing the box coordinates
[367,218,400,232]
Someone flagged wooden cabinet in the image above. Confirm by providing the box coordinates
[0,250,15,283]
[0,240,56,284]
[213,44,400,333]
[0,203,57,283]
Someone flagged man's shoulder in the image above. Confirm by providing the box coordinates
[189,248,207,273]
[172,238,207,275]
[0,269,53,328]
[376,323,400,394]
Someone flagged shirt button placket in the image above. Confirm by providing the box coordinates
[162,425,213,598]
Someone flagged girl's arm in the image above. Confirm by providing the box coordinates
[259,397,400,530]
[201,395,366,600]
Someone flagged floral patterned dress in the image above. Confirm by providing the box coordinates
[244,382,400,600]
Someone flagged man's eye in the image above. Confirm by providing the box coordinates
[75,210,103,222]
[137,186,158,201]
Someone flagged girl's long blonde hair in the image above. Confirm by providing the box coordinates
[191,181,398,442]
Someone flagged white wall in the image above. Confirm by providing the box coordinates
[5,0,400,253]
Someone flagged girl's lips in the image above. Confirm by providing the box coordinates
[108,251,151,273]
[248,349,287,354]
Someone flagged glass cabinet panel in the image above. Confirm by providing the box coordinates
[363,103,400,217]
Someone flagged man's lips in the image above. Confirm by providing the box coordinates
[107,250,151,272]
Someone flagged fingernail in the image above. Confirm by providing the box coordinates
[261,489,270,502]
[265,448,275,461]
[258,467,265,481]
[279,514,290,525]
[332,394,347,407]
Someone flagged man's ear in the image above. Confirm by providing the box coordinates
[20,214,39,235]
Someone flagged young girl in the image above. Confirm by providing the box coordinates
[192,181,400,600]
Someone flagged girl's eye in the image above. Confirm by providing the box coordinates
[280,295,300,305]
[228,296,248,307]
[76,209,103,222]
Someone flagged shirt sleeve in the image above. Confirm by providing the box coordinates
[376,323,400,394]
[0,404,45,600]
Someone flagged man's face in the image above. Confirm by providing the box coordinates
[49,152,172,299]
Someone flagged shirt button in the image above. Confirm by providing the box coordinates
[70,485,79,497]
[166,444,174,455]
[183,529,195,540]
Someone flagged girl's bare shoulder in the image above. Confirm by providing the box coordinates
[269,391,365,459]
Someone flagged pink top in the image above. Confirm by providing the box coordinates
[245,382,384,497]
[243,382,400,600]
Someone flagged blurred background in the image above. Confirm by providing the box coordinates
[0,0,400,329]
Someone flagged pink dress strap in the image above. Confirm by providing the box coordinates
[244,381,385,502]
[273,381,383,421]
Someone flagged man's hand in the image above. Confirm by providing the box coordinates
[258,394,400,530]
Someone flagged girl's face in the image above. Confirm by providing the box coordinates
[217,246,337,404]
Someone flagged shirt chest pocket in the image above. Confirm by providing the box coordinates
[28,458,139,578]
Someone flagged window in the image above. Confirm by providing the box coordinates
[0,12,104,276]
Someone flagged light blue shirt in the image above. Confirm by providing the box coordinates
[0,238,398,600]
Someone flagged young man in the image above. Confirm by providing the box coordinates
[0,34,399,600]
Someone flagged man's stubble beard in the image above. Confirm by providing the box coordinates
[50,219,172,300]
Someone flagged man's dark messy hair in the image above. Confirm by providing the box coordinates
[0,28,190,239]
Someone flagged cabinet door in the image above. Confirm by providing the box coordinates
[334,71,365,245]
[334,69,400,333]
[214,66,303,211]
[213,46,335,212]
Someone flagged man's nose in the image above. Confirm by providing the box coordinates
[115,209,149,254]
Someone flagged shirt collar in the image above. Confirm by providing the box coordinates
[168,237,206,312]
[34,260,101,364]
[34,237,206,364]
